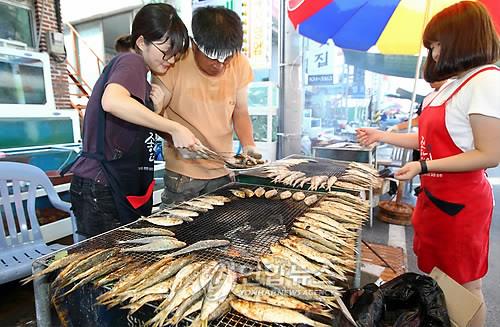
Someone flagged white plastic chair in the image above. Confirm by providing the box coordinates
[0,161,77,284]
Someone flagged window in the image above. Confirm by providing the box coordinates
[0,53,46,105]
[0,1,35,48]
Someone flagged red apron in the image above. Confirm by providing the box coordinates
[414,67,497,284]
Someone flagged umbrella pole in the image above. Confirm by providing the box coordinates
[407,0,433,132]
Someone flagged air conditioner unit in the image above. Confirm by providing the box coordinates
[0,38,28,50]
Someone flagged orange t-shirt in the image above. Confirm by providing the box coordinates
[155,48,253,179]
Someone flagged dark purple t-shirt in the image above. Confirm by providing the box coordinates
[71,53,152,184]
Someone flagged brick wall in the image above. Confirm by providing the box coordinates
[33,0,72,110]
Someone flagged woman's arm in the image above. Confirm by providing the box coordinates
[395,114,500,180]
[357,128,419,149]
[101,83,196,148]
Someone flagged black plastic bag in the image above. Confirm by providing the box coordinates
[342,273,451,327]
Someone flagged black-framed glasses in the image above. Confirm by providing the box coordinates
[151,42,179,62]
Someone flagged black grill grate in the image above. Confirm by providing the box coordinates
[37,183,356,326]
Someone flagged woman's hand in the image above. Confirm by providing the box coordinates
[170,123,198,149]
[395,161,421,181]
[150,84,165,114]
[356,128,384,146]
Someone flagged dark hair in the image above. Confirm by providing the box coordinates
[422,1,499,82]
[191,6,243,58]
[114,35,132,53]
[131,3,189,58]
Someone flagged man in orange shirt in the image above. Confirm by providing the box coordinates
[154,6,259,205]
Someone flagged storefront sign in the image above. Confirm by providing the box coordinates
[308,74,334,85]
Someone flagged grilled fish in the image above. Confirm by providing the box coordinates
[121,239,186,253]
[140,216,185,227]
[201,195,231,203]
[304,194,319,206]
[164,239,231,258]
[265,189,278,199]
[240,188,255,198]
[117,236,178,245]
[291,227,345,253]
[21,250,96,285]
[229,189,246,198]
[326,176,338,191]
[279,190,292,200]
[231,300,328,327]
[183,200,214,210]
[254,187,266,197]
[199,267,235,326]
[292,191,306,201]
[164,209,199,217]
[232,284,329,315]
[120,227,175,237]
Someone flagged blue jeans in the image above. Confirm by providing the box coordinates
[70,175,122,238]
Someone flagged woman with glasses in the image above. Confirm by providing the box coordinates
[153,6,260,206]
[67,4,198,238]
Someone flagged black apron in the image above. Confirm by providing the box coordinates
[64,59,155,225]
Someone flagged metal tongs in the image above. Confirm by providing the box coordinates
[178,144,241,169]
[178,144,263,170]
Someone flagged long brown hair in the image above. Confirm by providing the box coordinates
[422,1,499,82]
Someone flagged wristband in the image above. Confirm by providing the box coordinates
[419,160,428,174]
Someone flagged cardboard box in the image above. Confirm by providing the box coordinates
[430,267,483,327]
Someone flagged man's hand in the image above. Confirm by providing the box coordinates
[242,145,262,159]
[150,84,165,114]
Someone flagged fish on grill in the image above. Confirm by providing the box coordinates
[121,239,186,253]
[293,222,355,251]
[304,194,319,206]
[260,254,342,295]
[229,189,246,198]
[269,244,331,280]
[240,188,255,198]
[163,239,231,258]
[232,283,330,316]
[254,187,266,197]
[183,200,214,210]
[230,299,331,326]
[120,227,175,237]
[309,176,328,191]
[139,216,185,227]
[291,227,347,254]
[327,191,369,206]
[279,190,292,200]
[163,209,199,217]
[326,176,337,191]
[117,236,178,245]
[167,287,206,325]
[189,294,235,327]
[51,248,120,292]
[175,204,208,213]
[149,261,220,327]
[199,267,235,326]
[265,189,278,199]
[21,250,97,285]
[201,195,231,203]
[279,238,347,281]
[292,191,306,201]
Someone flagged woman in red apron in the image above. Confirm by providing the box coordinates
[358,2,499,326]
[66,4,198,239]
